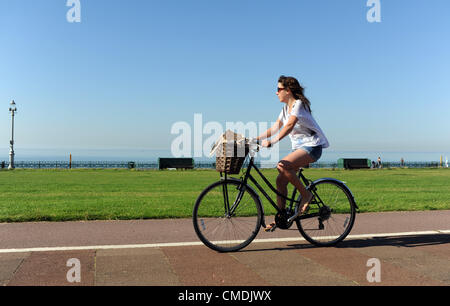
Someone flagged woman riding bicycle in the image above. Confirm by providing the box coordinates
[256,75,329,232]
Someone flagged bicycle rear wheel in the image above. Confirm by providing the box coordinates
[296,179,356,246]
[193,179,262,252]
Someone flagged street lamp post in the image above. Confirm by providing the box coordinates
[8,100,17,170]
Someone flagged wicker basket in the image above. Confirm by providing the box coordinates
[211,130,249,174]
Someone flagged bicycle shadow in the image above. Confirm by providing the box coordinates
[240,233,450,253]
[336,233,450,249]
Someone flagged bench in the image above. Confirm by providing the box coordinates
[338,158,370,169]
[158,158,194,170]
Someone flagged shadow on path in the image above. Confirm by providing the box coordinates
[238,234,450,253]
[337,233,450,249]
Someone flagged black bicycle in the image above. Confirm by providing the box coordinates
[193,139,358,252]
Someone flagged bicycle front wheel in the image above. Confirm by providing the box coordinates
[193,179,263,252]
[296,179,356,247]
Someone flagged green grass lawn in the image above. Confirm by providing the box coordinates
[0,168,449,222]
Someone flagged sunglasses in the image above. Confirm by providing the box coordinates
[277,87,287,92]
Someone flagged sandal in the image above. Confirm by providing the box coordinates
[264,222,277,232]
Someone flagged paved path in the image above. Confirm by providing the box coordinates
[0,210,449,286]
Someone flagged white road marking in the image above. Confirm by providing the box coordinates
[0,230,448,254]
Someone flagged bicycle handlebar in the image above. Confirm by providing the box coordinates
[247,138,261,153]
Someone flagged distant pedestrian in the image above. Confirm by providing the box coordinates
[377,156,382,169]
[401,158,404,167]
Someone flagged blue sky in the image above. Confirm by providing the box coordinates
[1,0,450,159]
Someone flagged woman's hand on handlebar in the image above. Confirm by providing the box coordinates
[249,138,271,148]
[261,140,272,148]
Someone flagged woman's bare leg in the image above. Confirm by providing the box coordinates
[276,149,315,211]
[265,149,315,231]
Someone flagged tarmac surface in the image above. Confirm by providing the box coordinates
[0,210,449,286]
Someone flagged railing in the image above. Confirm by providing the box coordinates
[0,161,158,169]
[0,160,447,170]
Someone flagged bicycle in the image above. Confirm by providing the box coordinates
[193,138,358,252]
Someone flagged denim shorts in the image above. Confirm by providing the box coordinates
[297,145,323,162]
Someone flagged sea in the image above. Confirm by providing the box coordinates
[0,148,448,165]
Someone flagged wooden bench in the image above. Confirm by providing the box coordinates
[338,158,370,169]
[158,158,194,170]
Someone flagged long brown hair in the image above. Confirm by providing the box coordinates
[278,75,312,113]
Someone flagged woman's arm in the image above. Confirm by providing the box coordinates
[262,116,298,147]
[256,119,282,141]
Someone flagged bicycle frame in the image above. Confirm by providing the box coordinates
[220,156,322,226]
[194,150,358,251]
